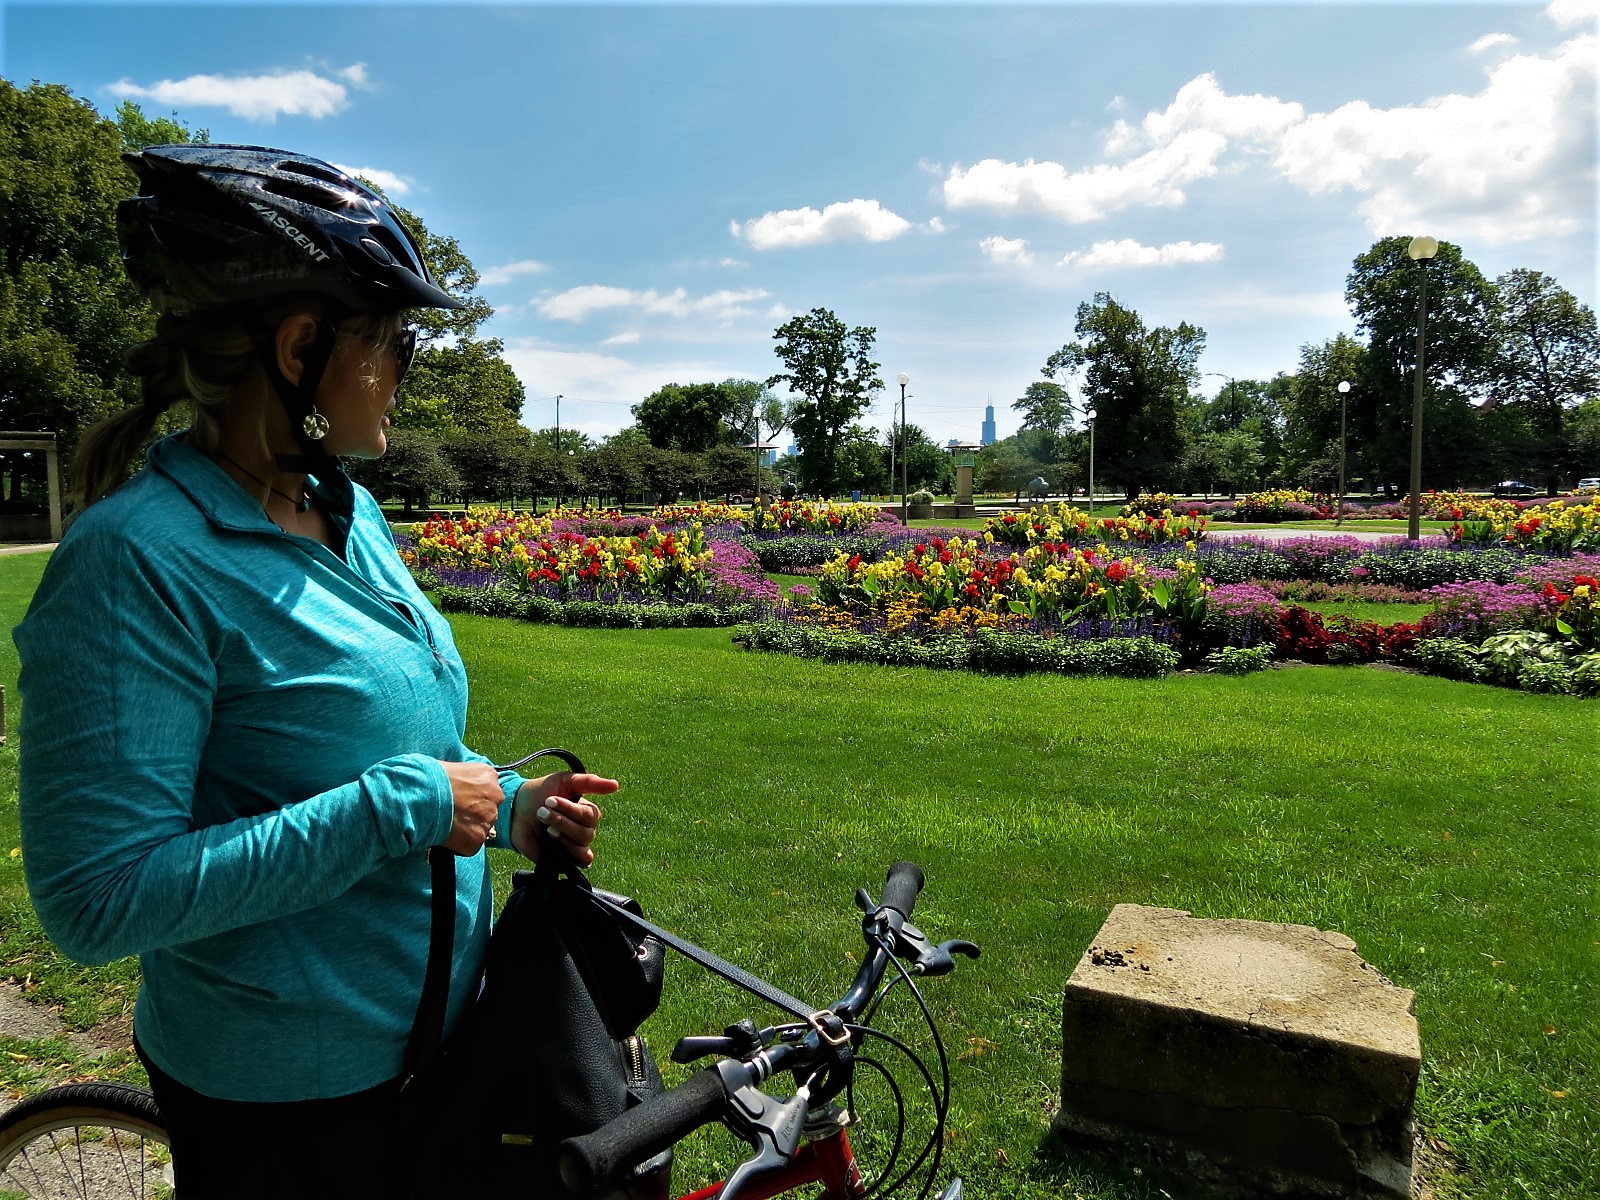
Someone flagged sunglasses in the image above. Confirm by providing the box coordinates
[338,324,417,383]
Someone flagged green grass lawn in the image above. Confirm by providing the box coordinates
[0,550,1595,1198]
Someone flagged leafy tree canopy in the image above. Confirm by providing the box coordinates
[1044,293,1203,498]
[767,307,882,495]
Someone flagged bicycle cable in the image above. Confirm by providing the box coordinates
[847,1022,944,1200]
[848,1053,907,1198]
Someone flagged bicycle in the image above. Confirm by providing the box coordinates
[0,860,975,1200]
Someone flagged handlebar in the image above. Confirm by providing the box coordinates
[558,862,974,1198]
[558,1066,725,1194]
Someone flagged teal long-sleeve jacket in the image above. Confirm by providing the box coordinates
[15,435,524,1102]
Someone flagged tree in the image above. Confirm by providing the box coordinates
[1012,380,1074,461]
[1283,335,1367,486]
[634,382,733,453]
[442,429,530,506]
[397,337,525,437]
[1491,269,1600,492]
[346,428,458,514]
[767,308,883,496]
[589,429,650,508]
[1345,237,1498,492]
[0,83,154,451]
[1565,398,1600,476]
[1044,294,1203,498]
[114,100,208,151]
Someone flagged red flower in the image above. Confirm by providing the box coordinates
[1105,562,1128,583]
[847,555,862,572]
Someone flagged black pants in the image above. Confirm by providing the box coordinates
[136,1039,409,1199]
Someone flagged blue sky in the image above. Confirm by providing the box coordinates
[4,1,1596,446]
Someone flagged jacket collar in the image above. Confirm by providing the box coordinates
[147,434,356,533]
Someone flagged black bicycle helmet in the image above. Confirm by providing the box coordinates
[118,143,463,316]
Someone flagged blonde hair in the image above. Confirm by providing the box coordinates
[72,301,402,511]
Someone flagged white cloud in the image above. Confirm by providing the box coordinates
[949,20,1596,248]
[337,63,370,86]
[732,199,912,249]
[335,164,410,197]
[501,341,733,433]
[1058,239,1224,269]
[537,285,769,322]
[1108,73,1303,154]
[106,68,355,121]
[1273,31,1598,243]
[979,235,1034,265]
[925,217,947,234]
[1546,0,1599,31]
[478,259,549,286]
[1469,32,1520,54]
[943,130,1228,224]
[600,331,641,346]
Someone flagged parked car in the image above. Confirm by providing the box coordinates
[1577,477,1600,492]
[1492,480,1538,497]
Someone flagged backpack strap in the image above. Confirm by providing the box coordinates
[404,846,457,1081]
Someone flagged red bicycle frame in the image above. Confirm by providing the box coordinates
[677,1127,865,1200]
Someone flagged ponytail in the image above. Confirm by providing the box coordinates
[69,301,316,512]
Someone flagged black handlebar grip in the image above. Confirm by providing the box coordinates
[880,861,925,919]
[559,1067,727,1195]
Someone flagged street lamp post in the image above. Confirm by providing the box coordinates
[1406,236,1439,540]
[897,373,910,524]
[555,394,562,455]
[1337,380,1351,527]
[1085,408,1096,516]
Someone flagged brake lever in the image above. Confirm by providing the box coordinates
[892,921,982,976]
[717,1076,811,1200]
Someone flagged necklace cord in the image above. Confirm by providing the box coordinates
[213,448,311,513]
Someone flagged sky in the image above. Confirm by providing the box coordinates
[3,1,1596,448]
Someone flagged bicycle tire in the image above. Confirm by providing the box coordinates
[0,1081,172,1199]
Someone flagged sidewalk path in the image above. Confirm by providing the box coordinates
[0,543,56,555]
[1206,527,1434,545]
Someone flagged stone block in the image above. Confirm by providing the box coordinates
[1053,904,1420,1198]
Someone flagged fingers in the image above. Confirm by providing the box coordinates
[440,759,504,855]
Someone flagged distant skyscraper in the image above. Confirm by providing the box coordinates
[981,405,996,446]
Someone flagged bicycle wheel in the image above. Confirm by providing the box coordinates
[0,1082,172,1199]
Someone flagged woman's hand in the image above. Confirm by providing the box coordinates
[439,761,505,855]
[509,772,616,866]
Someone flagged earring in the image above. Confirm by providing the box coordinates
[303,408,330,440]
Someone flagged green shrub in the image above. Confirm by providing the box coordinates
[1516,661,1576,695]
[736,622,1179,678]
[743,533,896,572]
[436,585,758,629]
[1204,645,1274,674]
[1477,630,1570,683]
[1410,637,1487,682]
[1571,651,1600,698]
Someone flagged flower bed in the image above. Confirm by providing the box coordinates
[400,505,775,627]
[984,501,1207,549]
[399,505,1597,693]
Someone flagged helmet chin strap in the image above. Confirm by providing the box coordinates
[249,309,344,475]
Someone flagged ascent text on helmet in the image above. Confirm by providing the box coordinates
[248,201,331,264]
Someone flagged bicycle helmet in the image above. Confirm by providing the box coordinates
[117,143,463,315]
[118,144,463,473]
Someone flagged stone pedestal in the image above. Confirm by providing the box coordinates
[1054,905,1420,1198]
[955,464,974,506]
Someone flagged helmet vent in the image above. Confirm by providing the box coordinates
[278,158,352,187]
[366,224,425,276]
[263,174,360,214]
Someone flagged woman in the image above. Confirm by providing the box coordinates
[13,144,610,1197]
